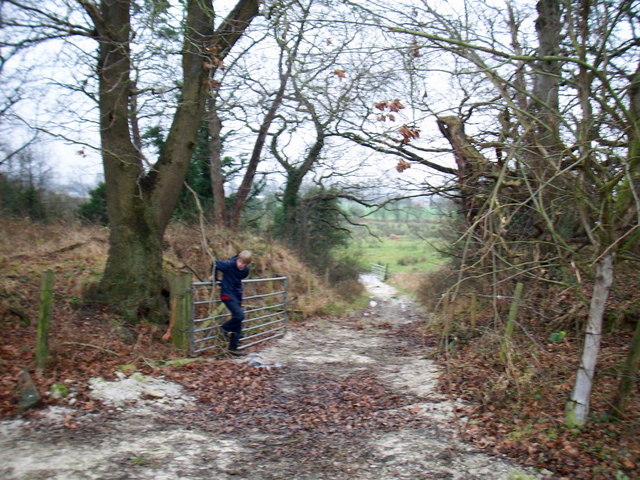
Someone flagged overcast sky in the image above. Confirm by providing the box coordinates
[1,0,469,195]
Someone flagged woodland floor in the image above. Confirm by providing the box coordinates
[0,275,548,480]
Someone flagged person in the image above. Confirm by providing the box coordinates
[214,250,252,356]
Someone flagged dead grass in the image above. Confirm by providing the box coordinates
[0,218,351,418]
[387,271,425,296]
[163,222,342,316]
[1,218,107,260]
[0,218,341,321]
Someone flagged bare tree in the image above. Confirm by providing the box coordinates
[226,1,305,231]
[348,0,639,425]
[209,0,407,232]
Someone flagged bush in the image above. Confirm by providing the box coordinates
[397,255,421,266]
[415,266,458,310]
[78,182,108,225]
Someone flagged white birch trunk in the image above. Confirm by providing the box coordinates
[565,252,615,427]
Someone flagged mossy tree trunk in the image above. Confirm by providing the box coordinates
[610,318,640,419]
[86,0,259,322]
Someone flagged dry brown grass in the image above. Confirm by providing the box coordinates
[162,222,339,316]
[1,218,107,260]
[1,218,340,322]
[388,271,427,296]
[1,219,108,317]
[0,217,353,418]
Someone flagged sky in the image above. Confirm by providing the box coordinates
[0,0,465,196]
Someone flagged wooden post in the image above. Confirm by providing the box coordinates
[35,271,54,371]
[501,282,523,364]
[469,293,477,329]
[441,292,452,349]
[169,272,193,353]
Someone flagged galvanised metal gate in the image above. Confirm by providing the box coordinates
[190,276,289,355]
[370,263,388,281]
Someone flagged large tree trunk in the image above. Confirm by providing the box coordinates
[95,0,259,322]
[565,252,615,427]
[96,0,161,320]
[436,115,490,223]
[208,97,227,228]
[522,0,568,240]
[529,0,562,155]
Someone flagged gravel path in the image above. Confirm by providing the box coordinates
[0,275,542,480]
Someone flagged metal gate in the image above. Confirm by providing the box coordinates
[190,276,289,355]
[370,263,388,281]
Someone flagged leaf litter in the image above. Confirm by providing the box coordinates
[0,274,544,480]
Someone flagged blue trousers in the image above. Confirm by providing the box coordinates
[221,299,244,351]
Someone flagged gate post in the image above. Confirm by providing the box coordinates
[169,272,193,353]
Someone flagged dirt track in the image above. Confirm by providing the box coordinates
[0,275,542,479]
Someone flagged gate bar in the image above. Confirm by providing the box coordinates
[189,276,289,355]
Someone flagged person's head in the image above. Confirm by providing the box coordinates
[236,250,252,269]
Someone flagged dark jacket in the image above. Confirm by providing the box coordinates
[214,256,250,303]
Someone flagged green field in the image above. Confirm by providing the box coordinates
[343,199,452,276]
[357,236,446,275]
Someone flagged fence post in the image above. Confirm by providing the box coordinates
[169,272,193,353]
[501,282,523,364]
[35,271,54,371]
[470,293,477,329]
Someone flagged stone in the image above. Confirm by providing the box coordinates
[16,368,41,411]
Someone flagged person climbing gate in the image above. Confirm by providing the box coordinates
[214,250,252,356]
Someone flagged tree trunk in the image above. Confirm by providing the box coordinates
[151,0,260,233]
[530,0,562,153]
[565,252,615,427]
[228,8,309,231]
[229,63,291,231]
[280,169,305,243]
[277,132,325,245]
[436,115,490,222]
[610,318,640,419]
[95,0,259,322]
[522,0,568,239]
[96,0,161,321]
[208,97,227,228]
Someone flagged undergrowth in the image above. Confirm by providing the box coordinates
[405,265,640,480]
[0,218,363,418]
[2,218,638,478]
